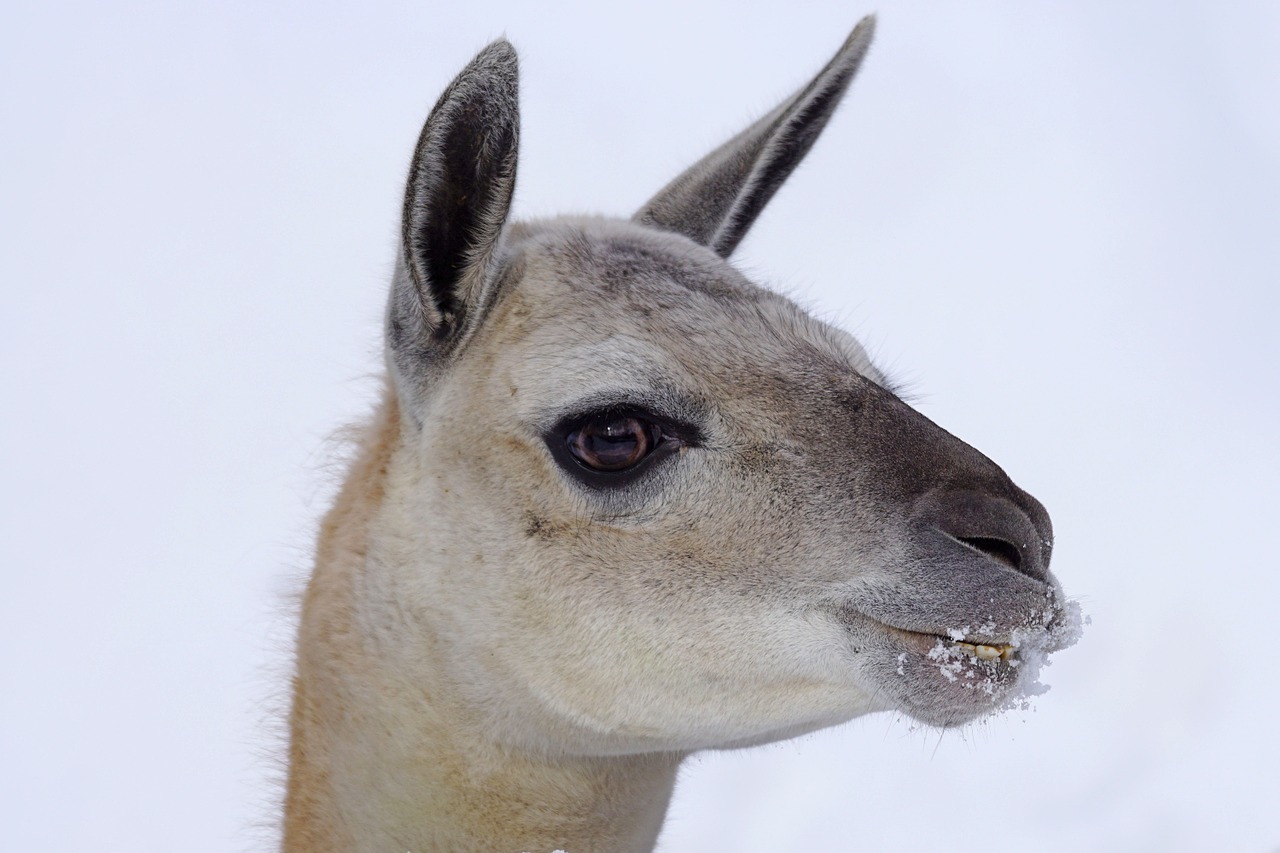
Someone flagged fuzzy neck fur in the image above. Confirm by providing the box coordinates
[282,390,680,853]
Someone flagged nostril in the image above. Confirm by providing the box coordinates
[921,489,1049,581]
[957,536,1023,573]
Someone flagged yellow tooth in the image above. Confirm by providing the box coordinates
[949,639,1013,660]
[974,644,1002,661]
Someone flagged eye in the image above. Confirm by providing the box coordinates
[546,404,702,490]
[567,414,662,472]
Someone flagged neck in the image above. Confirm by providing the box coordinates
[282,394,681,852]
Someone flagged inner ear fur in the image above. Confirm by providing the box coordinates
[391,39,520,362]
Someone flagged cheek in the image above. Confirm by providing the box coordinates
[493,550,869,747]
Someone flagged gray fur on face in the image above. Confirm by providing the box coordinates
[284,18,1079,851]
[389,2,1068,774]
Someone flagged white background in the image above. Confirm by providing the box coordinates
[3,1,1277,850]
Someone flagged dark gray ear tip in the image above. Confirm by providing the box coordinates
[471,38,520,78]
[840,15,877,62]
[424,39,519,140]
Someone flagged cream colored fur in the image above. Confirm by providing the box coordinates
[282,18,1072,852]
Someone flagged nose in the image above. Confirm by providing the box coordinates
[919,488,1053,583]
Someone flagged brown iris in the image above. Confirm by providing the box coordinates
[567,415,661,472]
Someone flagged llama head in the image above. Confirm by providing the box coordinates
[372,18,1075,756]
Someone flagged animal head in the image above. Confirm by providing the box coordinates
[369,17,1075,756]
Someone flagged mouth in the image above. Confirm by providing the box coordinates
[839,599,1084,726]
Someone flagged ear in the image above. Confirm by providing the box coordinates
[389,39,519,364]
[634,16,874,257]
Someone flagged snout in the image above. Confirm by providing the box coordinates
[917,487,1053,583]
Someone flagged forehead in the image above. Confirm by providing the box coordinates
[474,218,886,419]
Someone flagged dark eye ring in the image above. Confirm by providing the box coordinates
[567,415,663,472]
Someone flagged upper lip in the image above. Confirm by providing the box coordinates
[840,605,1032,651]
[871,621,1025,666]
[887,621,1015,649]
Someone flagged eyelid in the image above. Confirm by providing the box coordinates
[539,391,707,447]
[557,407,702,447]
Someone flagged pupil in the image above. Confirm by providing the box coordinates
[590,432,636,462]
[573,416,653,471]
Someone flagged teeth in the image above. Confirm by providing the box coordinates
[952,641,1013,660]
